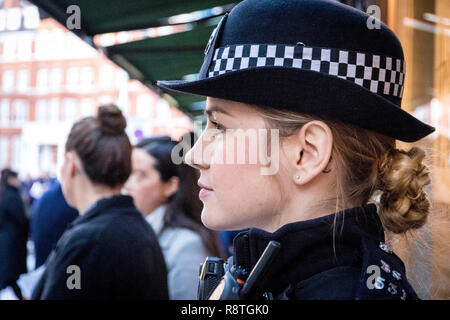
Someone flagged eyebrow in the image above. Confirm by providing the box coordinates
[204,105,234,118]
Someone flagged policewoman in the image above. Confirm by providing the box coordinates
[157,0,435,300]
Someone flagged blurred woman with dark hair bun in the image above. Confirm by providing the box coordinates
[32,104,168,300]
[125,133,221,299]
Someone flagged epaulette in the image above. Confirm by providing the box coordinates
[356,235,419,300]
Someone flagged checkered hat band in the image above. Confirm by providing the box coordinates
[207,44,406,99]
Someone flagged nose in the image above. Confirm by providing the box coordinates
[184,134,209,170]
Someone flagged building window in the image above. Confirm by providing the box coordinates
[17,69,29,92]
[115,69,129,88]
[2,70,15,92]
[50,68,62,91]
[0,137,8,168]
[49,98,59,122]
[23,6,40,29]
[11,136,21,171]
[99,65,114,88]
[51,29,65,58]
[80,98,93,117]
[66,67,79,91]
[12,100,29,125]
[80,66,94,89]
[36,68,49,89]
[0,99,10,125]
[36,99,47,122]
[6,8,21,31]
[17,34,32,60]
[0,10,6,31]
[63,98,77,122]
[35,30,50,59]
[2,37,17,60]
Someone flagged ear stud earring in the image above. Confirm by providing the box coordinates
[294,175,300,180]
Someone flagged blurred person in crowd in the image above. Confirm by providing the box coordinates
[31,181,79,268]
[29,172,56,203]
[31,104,168,300]
[125,134,221,299]
[20,174,34,207]
[0,169,29,296]
[0,183,78,300]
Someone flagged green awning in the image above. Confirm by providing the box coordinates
[106,23,216,81]
[29,0,238,117]
[31,0,235,35]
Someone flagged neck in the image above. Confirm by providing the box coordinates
[263,175,355,233]
[264,193,340,233]
[75,183,122,215]
[144,203,166,217]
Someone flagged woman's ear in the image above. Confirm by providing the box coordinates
[164,176,180,198]
[290,120,333,185]
[66,151,83,178]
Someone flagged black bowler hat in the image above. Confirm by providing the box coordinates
[157,0,435,142]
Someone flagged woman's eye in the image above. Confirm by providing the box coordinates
[210,120,225,133]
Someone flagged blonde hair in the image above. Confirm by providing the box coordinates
[256,106,432,234]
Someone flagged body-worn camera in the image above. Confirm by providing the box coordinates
[198,241,280,300]
[198,257,225,300]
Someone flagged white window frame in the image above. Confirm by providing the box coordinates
[17,69,29,92]
[12,100,29,125]
[0,99,10,126]
[2,70,15,92]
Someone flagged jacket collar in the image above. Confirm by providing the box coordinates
[232,203,385,297]
[68,195,135,229]
[145,204,167,235]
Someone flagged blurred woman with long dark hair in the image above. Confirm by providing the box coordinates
[125,134,221,299]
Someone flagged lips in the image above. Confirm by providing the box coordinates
[197,181,213,191]
[198,181,213,198]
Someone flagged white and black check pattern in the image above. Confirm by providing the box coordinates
[208,44,406,98]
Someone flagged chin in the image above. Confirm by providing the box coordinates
[201,208,247,231]
[200,208,226,231]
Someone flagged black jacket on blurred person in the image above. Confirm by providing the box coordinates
[31,182,79,268]
[31,195,169,300]
[0,184,29,289]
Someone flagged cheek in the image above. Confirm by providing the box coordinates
[202,162,280,230]
[130,178,165,211]
[200,132,282,230]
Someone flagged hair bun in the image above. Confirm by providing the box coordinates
[97,104,127,135]
[376,146,432,234]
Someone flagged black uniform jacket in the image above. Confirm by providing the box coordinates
[231,203,419,300]
[32,195,169,300]
[0,185,29,289]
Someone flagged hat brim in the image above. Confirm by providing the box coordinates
[157,67,435,142]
